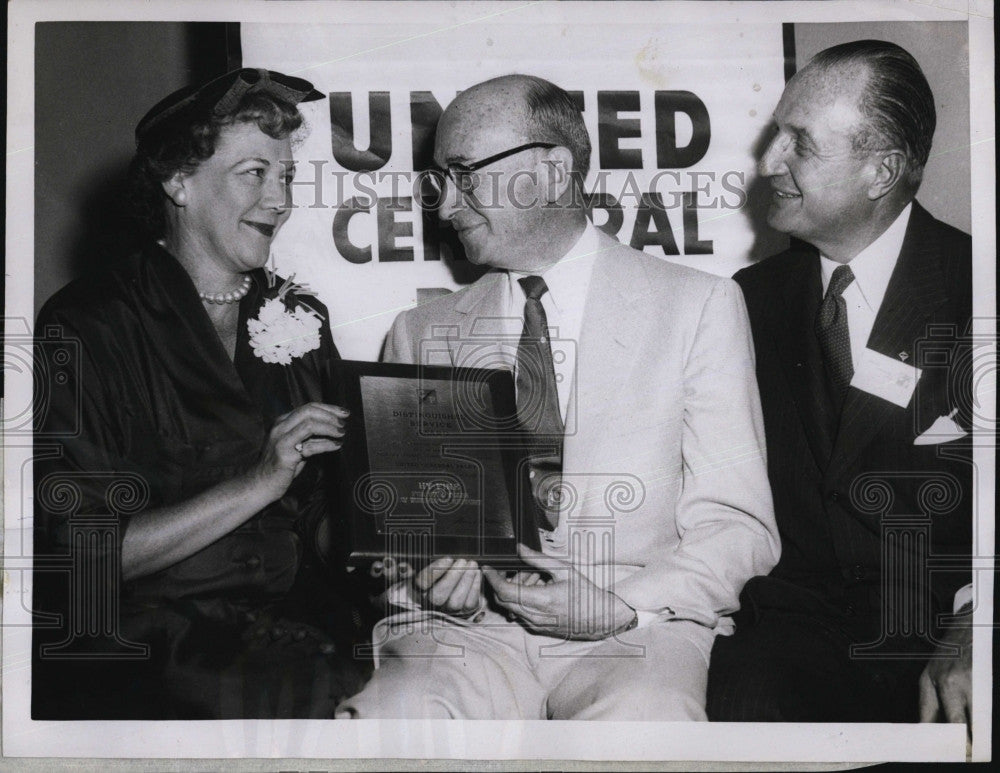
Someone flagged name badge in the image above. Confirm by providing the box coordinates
[850,348,922,408]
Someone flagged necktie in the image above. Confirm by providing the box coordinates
[515,275,563,530]
[816,264,855,402]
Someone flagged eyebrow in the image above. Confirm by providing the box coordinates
[785,119,813,142]
[229,158,297,177]
[230,156,270,169]
[792,123,812,137]
[773,118,815,146]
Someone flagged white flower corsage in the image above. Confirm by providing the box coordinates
[247,274,323,365]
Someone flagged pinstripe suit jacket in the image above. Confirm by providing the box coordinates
[383,231,780,629]
[733,202,973,623]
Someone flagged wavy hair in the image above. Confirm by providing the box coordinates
[127,92,303,238]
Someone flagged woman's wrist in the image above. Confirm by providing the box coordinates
[239,465,288,508]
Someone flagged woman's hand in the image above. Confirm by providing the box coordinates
[123,402,349,582]
[248,402,349,501]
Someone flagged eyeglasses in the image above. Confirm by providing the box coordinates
[419,142,557,207]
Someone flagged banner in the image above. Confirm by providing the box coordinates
[244,22,788,359]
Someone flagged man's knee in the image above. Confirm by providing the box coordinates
[336,645,458,719]
[552,659,708,720]
[335,623,464,718]
[339,621,542,719]
[550,626,711,720]
[603,680,707,720]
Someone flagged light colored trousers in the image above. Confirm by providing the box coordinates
[336,607,716,720]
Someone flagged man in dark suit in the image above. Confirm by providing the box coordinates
[707,40,974,724]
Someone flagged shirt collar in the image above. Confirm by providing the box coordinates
[508,221,601,314]
[820,202,912,312]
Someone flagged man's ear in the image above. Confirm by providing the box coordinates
[539,146,575,204]
[868,150,906,200]
[161,172,189,206]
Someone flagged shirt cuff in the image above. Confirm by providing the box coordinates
[385,580,488,620]
[634,610,662,629]
[953,583,973,614]
[386,580,422,611]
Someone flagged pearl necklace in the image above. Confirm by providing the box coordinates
[153,240,253,305]
[199,275,252,305]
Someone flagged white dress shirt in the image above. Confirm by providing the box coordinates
[819,203,912,367]
[503,222,602,423]
[819,203,972,613]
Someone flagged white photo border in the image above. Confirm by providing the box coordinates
[3,0,994,766]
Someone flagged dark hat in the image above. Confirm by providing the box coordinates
[135,67,324,143]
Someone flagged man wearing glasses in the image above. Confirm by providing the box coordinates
[337,74,778,720]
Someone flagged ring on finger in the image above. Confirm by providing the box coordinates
[294,441,305,455]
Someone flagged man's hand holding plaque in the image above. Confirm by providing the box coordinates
[413,557,486,617]
[482,545,638,640]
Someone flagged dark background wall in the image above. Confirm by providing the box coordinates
[34,22,239,313]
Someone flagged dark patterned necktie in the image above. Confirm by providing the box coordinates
[816,264,856,402]
[516,276,563,530]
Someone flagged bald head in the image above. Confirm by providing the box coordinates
[437,74,591,182]
[431,74,590,271]
[442,75,534,137]
[435,77,535,167]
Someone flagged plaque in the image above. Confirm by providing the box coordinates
[325,360,540,567]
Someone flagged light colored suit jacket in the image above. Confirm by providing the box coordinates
[384,231,779,628]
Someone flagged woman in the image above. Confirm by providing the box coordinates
[33,69,372,719]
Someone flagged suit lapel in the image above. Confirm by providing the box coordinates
[775,246,837,469]
[569,240,646,478]
[449,271,509,366]
[826,203,950,484]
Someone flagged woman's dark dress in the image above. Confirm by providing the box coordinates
[32,243,372,719]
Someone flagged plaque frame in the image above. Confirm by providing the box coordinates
[325,359,541,568]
